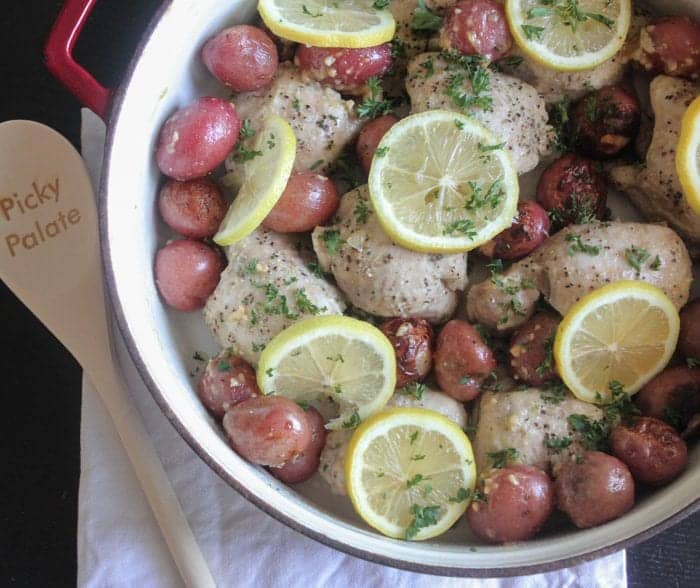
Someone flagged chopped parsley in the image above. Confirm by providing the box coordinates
[296,400,310,411]
[400,382,426,400]
[321,229,346,256]
[443,218,477,238]
[405,504,441,540]
[232,119,261,163]
[374,146,389,157]
[326,353,345,363]
[421,58,435,78]
[302,4,322,17]
[192,351,206,362]
[291,97,301,111]
[407,473,428,488]
[540,381,568,404]
[445,71,493,112]
[624,245,651,272]
[545,435,572,452]
[536,335,555,377]
[411,0,443,32]
[465,180,504,211]
[309,159,325,170]
[526,0,615,34]
[491,55,524,71]
[650,255,662,270]
[409,430,419,444]
[548,193,599,225]
[548,99,572,152]
[603,380,640,423]
[216,359,231,372]
[372,0,390,8]
[568,413,609,451]
[342,410,361,429]
[565,233,600,256]
[251,343,266,353]
[265,367,274,377]
[295,288,326,315]
[449,487,485,503]
[411,454,426,461]
[687,357,700,368]
[239,118,255,139]
[522,24,545,40]
[333,384,343,394]
[307,261,326,279]
[487,447,519,469]
[357,77,393,119]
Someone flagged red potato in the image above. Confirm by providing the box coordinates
[158,178,227,239]
[154,239,224,311]
[223,396,312,467]
[201,25,278,92]
[610,417,688,486]
[262,172,339,233]
[269,407,327,484]
[555,451,635,529]
[536,154,607,228]
[679,299,700,360]
[294,44,393,92]
[478,200,550,260]
[571,85,641,159]
[635,366,700,431]
[439,0,513,62]
[356,115,399,174]
[197,350,260,418]
[434,320,496,402]
[508,313,560,386]
[634,16,700,80]
[156,97,241,181]
[466,465,554,543]
[379,318,434,389]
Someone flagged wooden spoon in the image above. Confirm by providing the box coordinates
[0,120,215,588]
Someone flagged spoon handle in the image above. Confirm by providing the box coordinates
[89,360,217,588]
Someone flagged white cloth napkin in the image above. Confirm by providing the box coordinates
[77,108,627,588]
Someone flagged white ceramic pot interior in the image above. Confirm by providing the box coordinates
[103,0,700,575]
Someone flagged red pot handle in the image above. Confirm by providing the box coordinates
[44,0,111,120]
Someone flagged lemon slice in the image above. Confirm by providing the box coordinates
[346,408,476,541]
[554,280,679,403]
[214,115,296,246]
[505,0,631,72]
[676,95,700,216]
[367,110,518,253]
[258,0,395,48]
[257,316,396,430]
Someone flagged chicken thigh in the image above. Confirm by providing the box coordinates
[474,388,603,475]
[204,228,346,365]
[611,75,700,246]
[406,52,553,174]
[311,185,468,323]
[467,222,692,332]
[228,63,361,174]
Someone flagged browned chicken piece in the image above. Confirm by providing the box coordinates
[228,63,361,174]
[611,75,700,246]
[311,186,468,324]
[406,52,553,174]
[474,388,604,476]
[467,222,693,333]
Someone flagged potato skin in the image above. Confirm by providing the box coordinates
[478,200,551,261]
[679,299,700,360]
[610,417,688,486]
[508,313,560,386]
[555,451,634,529]
[635,366,700,430]
[197,350,260,418]
[634,16,700,80]
[434,320,496,402]
[571,85,641,159]
[379,318,434,389]
[536,154,607,228]
[466,465,554,543]
[269,408,327,484]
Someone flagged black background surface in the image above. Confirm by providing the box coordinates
[0,1,698,586]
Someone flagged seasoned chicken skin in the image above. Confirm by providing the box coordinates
[406,52,553,174]
[611,75,700,246]
[319,387,468,495]
[474,388,603,475]
[467,222,693,332]
[203,228,346,365]
[311,186,468,323]
[228,63,361,173]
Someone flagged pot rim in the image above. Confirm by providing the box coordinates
[98,0,700,577]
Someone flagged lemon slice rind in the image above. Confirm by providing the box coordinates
[505,0,631,72]
[258,0,396,48]
[346,407,476,541]
[676,95,700,216]
[257,315,396,430]
[214,114,296,246]
[368,110,519,254]
[554,280,679,403]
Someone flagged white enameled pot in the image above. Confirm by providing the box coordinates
[46,0,700,576]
